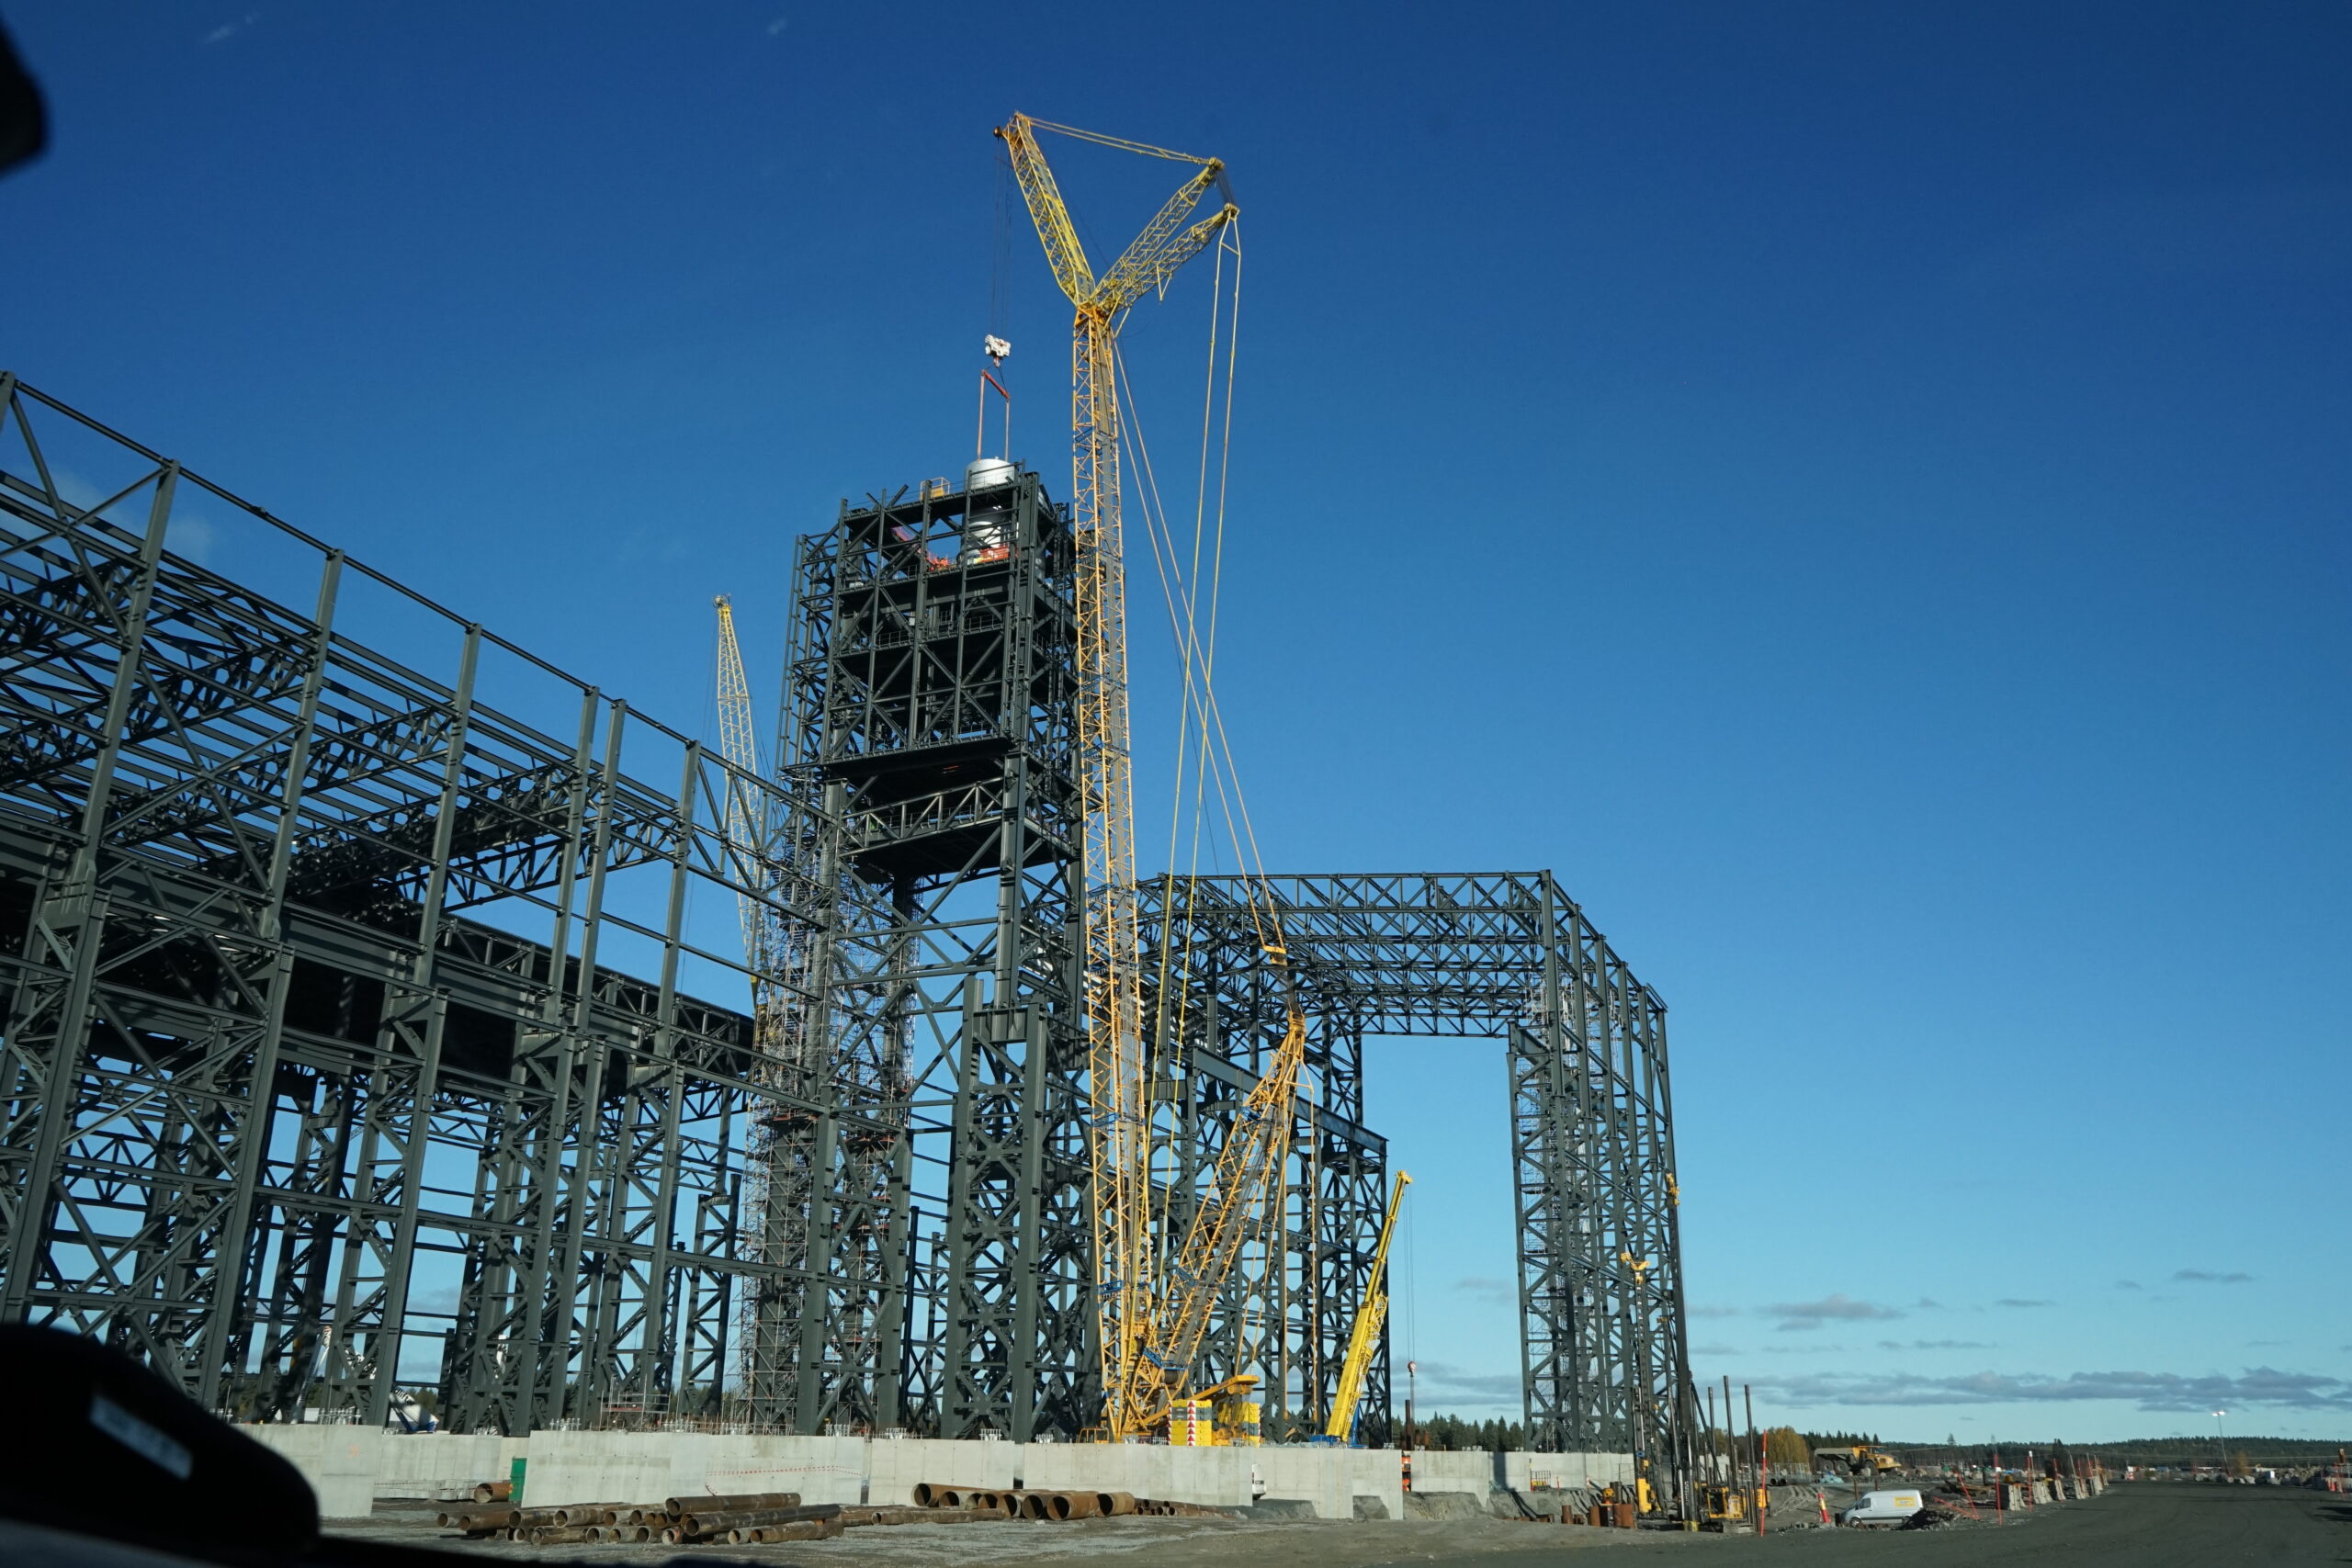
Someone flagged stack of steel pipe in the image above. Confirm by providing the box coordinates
[669,1501,840,1543]
[858,1505,999,1527]
[434,1505,516,1536]
[726,1518,846,1544]
[664,1490,801,1518]
[912,1483,1032,1521]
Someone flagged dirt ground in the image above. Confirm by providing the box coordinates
[1447,1484,2349,1568]
[334,1483,2349,1568]
[340,1506,1687,1566]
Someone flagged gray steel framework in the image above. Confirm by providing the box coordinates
[748,471,1094,1440]
[0,378,1688,1469]
[0,377,828,1431]
[1135,874,1691,1458]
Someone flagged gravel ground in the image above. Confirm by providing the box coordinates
[1435,1484,2347,1568]
[336,1506,1681,1566]
[334,1482,2336,1568]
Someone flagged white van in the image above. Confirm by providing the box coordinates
[1840,1489,1926,1527]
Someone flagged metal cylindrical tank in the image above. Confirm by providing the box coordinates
[963,457,1018,559]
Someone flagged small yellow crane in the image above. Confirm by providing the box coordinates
[1324,1169,1411,1444]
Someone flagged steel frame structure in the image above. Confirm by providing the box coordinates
[0,377,822,1431]
[1134,874,1691,1458]
[0,378,1687,1464]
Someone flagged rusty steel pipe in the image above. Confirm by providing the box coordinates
[665,1490,800,1517]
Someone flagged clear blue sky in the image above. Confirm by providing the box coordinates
[6,3,2346,1445]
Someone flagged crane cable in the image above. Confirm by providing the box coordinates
[1116,219,1317,1407]
[1117,228,1271,939]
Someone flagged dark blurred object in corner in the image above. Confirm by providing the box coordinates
[0,13,48,175]
[0,1325,320,1561]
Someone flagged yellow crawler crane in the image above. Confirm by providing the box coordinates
[1324,1170,1410,1443]
[996,112,1249,1439]
[1131,974,1306,1432]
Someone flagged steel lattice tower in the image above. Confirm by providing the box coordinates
[747,466,1096,1438]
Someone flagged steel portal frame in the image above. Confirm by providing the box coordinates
[1134,874,1690,1456]
[0,378,1688,1461]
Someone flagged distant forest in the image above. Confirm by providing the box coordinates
[1868,1434,2347,1464]
[1409,1417,2346,1463]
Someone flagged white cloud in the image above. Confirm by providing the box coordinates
[1749,1366,2352,1414]
[1762,1293,1902,1331]
[168,513,218,566]
[1454,1275,1510,1305]
[1409,1360,1521,1403]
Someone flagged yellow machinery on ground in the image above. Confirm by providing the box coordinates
[1322,1170,1411,1443]
[1813,1445,1902,1477]
[1171,1373,1263,1447]
[998,113,1307,1444]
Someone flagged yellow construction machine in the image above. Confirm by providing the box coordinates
[1320,1170,1411,1444]
[1171,1373,1263,1447]
[1813,1444,1902,1477]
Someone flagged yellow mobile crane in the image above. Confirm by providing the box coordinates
[997,114,1305,1441]
[1323,1170,1410,1444]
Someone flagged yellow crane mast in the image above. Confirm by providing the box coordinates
[995,112,1243,1437]
[1325,1169,1411,1443]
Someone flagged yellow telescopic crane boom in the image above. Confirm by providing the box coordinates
[1325,1169,1411,1443]
[996,111,1238,1438]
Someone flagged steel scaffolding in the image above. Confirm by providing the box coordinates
[0,378,1688,1461]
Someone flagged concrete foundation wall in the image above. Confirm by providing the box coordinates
[369,1432,528,1499]
[243,1427,381,1520]
[242,1427,1633,1524]
[1408,1450,1635,1495]
[519,1432,873,1510]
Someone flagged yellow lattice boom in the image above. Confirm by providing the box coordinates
[1326,1169,1411,1441]
[996,112,1247,1438]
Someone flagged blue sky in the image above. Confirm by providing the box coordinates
[5,3,2346,1443]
